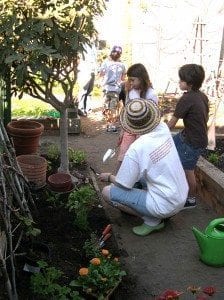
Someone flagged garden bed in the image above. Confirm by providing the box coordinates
[196,138,224,214]
[0,149,130,300]
[202,138,224,173]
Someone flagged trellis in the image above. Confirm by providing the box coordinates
[0,119,37,300]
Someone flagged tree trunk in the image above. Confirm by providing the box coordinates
[59,109,69,173]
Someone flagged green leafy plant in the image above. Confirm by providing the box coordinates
[70,251,126,300]
[207,152,220,164]
[68,148,87,165]
[47,144,60,162]
[83,233,101,258]
[12,98,55,118]
[45,190,62,207]
[46,159,53,173]
[66,185,97,230]
[18,215,41,237]
[30,261,83,299]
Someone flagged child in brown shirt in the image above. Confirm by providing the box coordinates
[168,64,209,209]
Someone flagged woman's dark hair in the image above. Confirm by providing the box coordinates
[178,64,205,91]
[127,63,152,98]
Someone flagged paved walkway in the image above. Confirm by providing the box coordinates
[41,98,224,300]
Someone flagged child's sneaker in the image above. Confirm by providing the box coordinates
[106,125,118,133]
[182,197,197,209]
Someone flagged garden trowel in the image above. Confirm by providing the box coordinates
[103,148,116,163]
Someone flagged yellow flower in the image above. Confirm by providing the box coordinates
[79,267,89,276]
[90,257,101,265]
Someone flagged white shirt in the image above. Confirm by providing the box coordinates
[99,60,126,93]
[128,88,158,104]
[115,122,189,218]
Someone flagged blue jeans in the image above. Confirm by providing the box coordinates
[110,185,148,216]
[173,132,203,170]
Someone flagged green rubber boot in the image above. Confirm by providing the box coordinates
[132,222,165,236]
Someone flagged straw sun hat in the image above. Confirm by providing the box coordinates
[120,98,161,135]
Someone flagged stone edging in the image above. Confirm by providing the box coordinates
[196,156,224,214]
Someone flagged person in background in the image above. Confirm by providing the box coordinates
[117,63,158,169]
[167,64,209,209]
[99,45,126,133]
[79,72,95,116]
[99,99,188,236]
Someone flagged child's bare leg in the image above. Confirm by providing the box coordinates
[185,169,197,197]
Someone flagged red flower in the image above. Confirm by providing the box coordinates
[202,286,216,296]
[156,289,183,300]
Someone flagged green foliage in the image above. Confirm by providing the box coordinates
[68,148,87,165]
[30,261,83,299]
[66,185,97,230]
[0,0,106,111]
[18,215,41,237]
[47,144,60,162]
[45,190,62,207]
[92,85,103,97]
[0,0,106,173]
[70,254,126,299]
[12,97,57,118]
[83,233,101,258]
[46,145,86,165]
[207,152,220,164]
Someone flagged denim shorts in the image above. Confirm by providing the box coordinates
[110,185,148,216]
[173,132,203,170]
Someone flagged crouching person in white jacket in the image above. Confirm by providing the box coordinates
[99,98,189,236]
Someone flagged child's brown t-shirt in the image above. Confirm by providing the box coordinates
[174,90,209,148]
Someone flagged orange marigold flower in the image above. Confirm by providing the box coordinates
[79,267,89,276]
[101,249,109,256]
[202,286,216,296]
[90,257,101,265]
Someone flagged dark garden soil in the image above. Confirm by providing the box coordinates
[0,99,136,300]
[0,163,133,300]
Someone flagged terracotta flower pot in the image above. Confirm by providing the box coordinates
[7,120,44,155]
[47,173,72,192]
[17,155,47,189]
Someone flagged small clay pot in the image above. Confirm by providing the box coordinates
[47,173,72,192]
